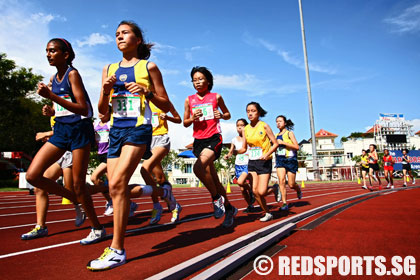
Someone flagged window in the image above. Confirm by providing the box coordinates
[184,164,192,174]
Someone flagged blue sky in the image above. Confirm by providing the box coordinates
[1,0,419,149]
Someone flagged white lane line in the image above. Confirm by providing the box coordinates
[0,188,364,259]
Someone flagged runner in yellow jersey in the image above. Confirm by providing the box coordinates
[238,102,279,222]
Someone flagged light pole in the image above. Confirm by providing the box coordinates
[298,0,319,180]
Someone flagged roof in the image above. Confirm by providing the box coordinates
[416,130,420,135]
[315,129,338,138]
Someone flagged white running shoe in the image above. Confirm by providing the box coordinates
[386,184,391,189]
[361,185,368,190]
[162,183,176,211]
[391,185,394,189]
[80,227,106,245]
[213,195,225,219]
[128,201,138,217]
[87,247,126,271]
[413,179,416,185]
[104,201,114,216]
[149,208,162,225]
[170,203,182,223]
[259,212,273,222]
[74,204,86,227]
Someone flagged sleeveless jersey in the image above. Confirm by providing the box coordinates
[383,155,393,167]
[51,66,93,123]
[368,151,378,164]
[360,155,369,168]
[402,155,409,164]
[107,60,152,128]
[232,136,249,166]
[188,92,221,139]
[276,130,296,158]
[244,121,272,160]
[94,122,110,155]
[149,101,168,136]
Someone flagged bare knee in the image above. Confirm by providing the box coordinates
[25,170,41,185]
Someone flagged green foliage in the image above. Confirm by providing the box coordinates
[0,53,49,155]
[162,150,182,172]
[341,136,348,142]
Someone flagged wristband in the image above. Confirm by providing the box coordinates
[145,91,154,100]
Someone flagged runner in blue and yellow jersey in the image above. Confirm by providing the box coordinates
[89,20,176,271]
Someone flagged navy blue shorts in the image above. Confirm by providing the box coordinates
[235,164,248,179]
[49,119,95,151]
[108,125,152,158]
[275,156,298,174]
[248,159,272,175]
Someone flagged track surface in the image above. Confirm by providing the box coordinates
[0,181,417,279]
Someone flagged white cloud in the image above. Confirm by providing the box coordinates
[152,42,176,54]
[244,33,337,75]
[384,3,420,34]
[30,12,66,23]
[408,119,420,134]
[76,33,113,48]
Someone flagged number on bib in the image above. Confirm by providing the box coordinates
[249,147,263,160]
[192,103,214,121]
[112,96,140,118]
[55,96,75,117]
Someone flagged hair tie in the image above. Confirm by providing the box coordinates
[58,38,70,49]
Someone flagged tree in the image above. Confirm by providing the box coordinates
[0,53,49,156]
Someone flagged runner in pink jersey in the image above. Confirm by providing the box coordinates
[183,66,237,228]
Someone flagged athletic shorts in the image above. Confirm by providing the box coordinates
[98,153,107,164]
[248,159,272,175]
[384,166,394,172]
[275,156,298,174]
[369,163,379,171]
[108,125,152,159]
[235,164,248,179]
[56,151,73,169]
[403,163,411,171]
[49,119,95,151]
[193,133,223,160]
[361,166,369,173]
[151,134,171,150]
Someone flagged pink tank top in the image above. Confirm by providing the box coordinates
[188,92,221,139]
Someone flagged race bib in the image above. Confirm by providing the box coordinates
[192,103,214,121]
[276,146,286,156]
[55,96,74,117]
[249,147,263,160]
[236,153,249,165]
[96,130,109,143]
[112,95,141,118]
[384,162,392,166]
[151,112,159,128]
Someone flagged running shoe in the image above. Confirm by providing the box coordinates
[149,208,162,225]
[403,183,407,187]
[361,185,368,190]
[391,185,394,189]
[413,179,416,185]
[386,184,391,189]
[297,187,303,200]
[368,186,374,192]
[272,183,281,202]
[213,195,225,219]
[170,203,182,223]
[281,203,289,211]
[222,206,238,228]
[104,201,114,216]
[259,212,273,222]
[128,201,138,218]
[80,227,106,245]
[87,247,126,271]
[243,205,254,213]
[75,204,86,227]
[21,225,48,240]
[162,183,176,211]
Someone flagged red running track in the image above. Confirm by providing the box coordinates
[0,182,414,279]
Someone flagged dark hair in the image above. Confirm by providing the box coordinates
[190,66,214,91]
[402,148,409,153]
[48,38,75,66]
[246,102,267,117]
[236,118,248,126]
[369,144,377,150]
[362,149,367,153]
[118,20,153,59]
[384,148,389,152]
[276,115,294,130]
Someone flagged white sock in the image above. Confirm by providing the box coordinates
[110,247,123,254]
